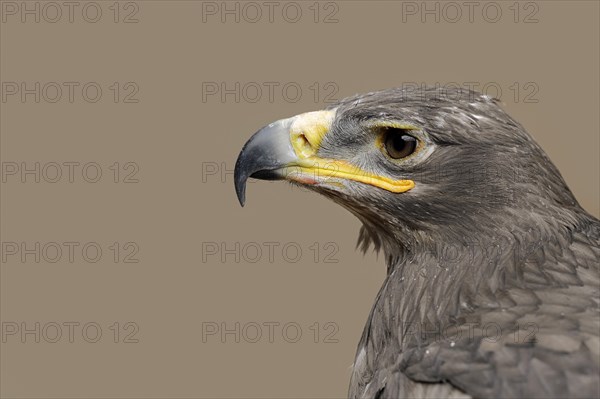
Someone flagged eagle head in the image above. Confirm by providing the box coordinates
[234,87,582,263]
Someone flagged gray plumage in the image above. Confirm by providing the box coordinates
[234,87,600,398]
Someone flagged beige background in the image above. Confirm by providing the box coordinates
[1,1,598,398]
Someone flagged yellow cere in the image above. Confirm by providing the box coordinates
[286,112,415,194]
[290,110,336,158]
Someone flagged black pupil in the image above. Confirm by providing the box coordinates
[384,130,417,159]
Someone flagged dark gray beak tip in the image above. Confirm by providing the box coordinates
[234,118,295,208]
[234,152,248,207]
[235,186,246,207]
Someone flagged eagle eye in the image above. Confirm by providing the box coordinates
[381,127,418,159]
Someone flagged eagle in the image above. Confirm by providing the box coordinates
[233,87,600,399]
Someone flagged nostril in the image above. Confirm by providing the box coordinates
[289,110,335,159]
[292,132,317,158]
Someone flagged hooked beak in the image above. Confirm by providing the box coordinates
[234,109,415,206]
[234,110,335,206]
